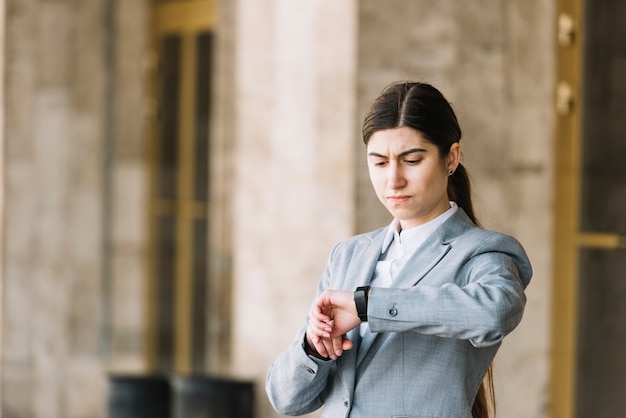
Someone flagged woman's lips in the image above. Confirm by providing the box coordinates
[387,195,411,204]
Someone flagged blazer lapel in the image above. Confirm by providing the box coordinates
[391,231,449,288]
[344,228,387,289]
[393,208,476,288]
[391,208,478,288]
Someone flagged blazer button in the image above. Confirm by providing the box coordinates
[388,307,398,317]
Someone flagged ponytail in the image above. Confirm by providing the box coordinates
[448,162,481,227]
[472,366,496,418]
[448,161,495,418]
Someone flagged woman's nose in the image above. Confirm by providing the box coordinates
[387,165,406,189]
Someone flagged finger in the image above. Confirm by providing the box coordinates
[314,316,333,332]
[313,295,332,313]
[309,314,333,335]
[307,327,330,358]
[322,319,334,334]
[310,305,331,325]
[314,309,332,324]
[342,335,353,351]
[310,338,329,359]
[331,336,344,358]
[312,339,329,358]
[308,319,332,339]
[319,338,338,360]
[311,327,330,341]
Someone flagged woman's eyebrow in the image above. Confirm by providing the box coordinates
[398,148,427,157]
[368,148,427,158]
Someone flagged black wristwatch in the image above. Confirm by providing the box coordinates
[354,286,370,322]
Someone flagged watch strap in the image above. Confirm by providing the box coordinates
[354,286,370,322]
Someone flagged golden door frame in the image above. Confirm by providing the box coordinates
[145,0,218,375]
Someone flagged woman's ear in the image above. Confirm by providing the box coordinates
[447,142,461,171]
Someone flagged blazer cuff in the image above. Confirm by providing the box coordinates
[302,332,333,361]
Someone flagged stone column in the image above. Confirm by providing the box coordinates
[2,0,110,415]
[231,1,358,416]
[108,0,151,374]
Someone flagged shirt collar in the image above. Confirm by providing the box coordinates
[381,202,459,254]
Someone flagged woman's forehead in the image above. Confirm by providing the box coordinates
[367,127,433,152]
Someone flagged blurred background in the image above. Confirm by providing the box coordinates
[0,0,624,417]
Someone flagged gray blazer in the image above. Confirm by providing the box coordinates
[266,209,532,418]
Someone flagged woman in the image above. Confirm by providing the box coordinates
[266,81,532,418]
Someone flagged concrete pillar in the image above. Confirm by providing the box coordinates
[108,0,151,374]
[2,0,110,416]
[231,1,358,416]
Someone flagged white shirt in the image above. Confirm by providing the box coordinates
[360,202,458,336]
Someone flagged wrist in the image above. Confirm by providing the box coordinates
[354,286,370,322]
[303,332,330,361]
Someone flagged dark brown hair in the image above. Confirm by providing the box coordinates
[362,81,495,418]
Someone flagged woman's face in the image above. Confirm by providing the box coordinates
[367,126,460,230]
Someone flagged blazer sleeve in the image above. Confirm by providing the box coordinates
[265,245,342,415]
[367,232,532,347]
[265,324,337,415]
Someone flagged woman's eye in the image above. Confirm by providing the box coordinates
[405,159,421,165]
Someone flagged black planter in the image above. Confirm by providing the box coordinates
[108,374,172,418]
[172,376,254,418]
